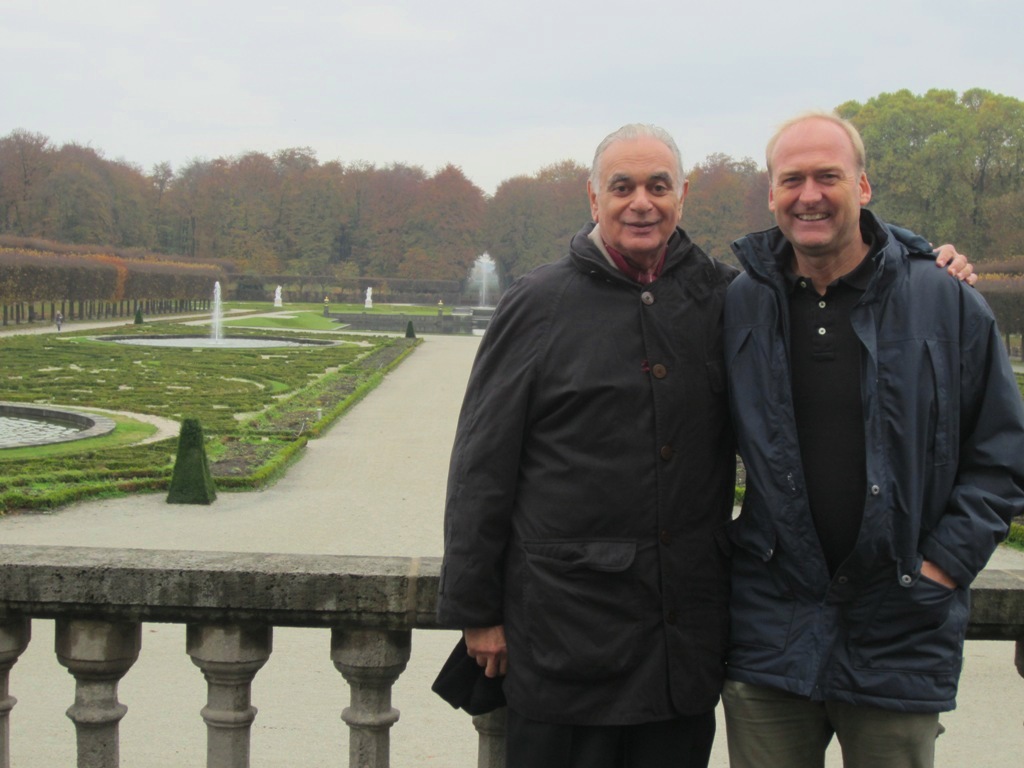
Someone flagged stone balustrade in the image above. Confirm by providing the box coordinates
[1,543,1022,768]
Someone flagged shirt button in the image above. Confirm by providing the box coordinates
[799,281,807,289]
[652,363,667,379]
[870,484,881,495]
[818,327,826,336]
[641,291,655,305]
[900,574,913,586]
[660,445,674,460]
[837,576,848,584]
[818,300,827,309]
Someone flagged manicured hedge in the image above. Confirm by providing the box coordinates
[0,327,418,512]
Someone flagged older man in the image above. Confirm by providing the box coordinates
[722,112,1024,767]
[438,123,971,768]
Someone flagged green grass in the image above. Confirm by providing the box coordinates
[226,301,451,317]
[223,311,342,331]
[1007,522,1024,552]
[325,302,451,316]
[0,321,418,512]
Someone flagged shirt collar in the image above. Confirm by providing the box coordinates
[604,241,666,285]
[783,220,880,294]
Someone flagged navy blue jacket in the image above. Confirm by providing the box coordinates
[439,223,737,724]
[723,211,1024,712]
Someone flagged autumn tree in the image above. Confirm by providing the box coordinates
[683,153,772,265]
[838,88,1024,258]
[346,162,428,276]
[402,164,486,280]
[274,148,345,275]
[40,144,118,244]
[0,129,51,235]
[485,160,590,281]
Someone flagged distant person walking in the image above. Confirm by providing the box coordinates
[55,311,63,331]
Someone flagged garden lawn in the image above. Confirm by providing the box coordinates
[0,323,417,512]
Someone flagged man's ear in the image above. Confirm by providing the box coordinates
[859,172,872,206]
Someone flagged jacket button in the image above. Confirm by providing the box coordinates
[900,574,913,586]
[652,363,668,379]
[837,576,848,585]
[660,445,674,460]
[870,484,881,495]
[641,291,655,305]
[660,530,672,545]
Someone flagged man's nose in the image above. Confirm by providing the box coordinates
[798,181,823,203]
[630,189,653,210]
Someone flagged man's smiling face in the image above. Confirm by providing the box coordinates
[768,117,872,263]
[588,136,687,270]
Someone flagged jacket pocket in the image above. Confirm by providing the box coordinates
[521,539,641,681]
[848,575,967,673]
[924,339,954,467]
[726,519,794,652]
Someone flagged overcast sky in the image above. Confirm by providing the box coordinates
[4,0,1023,195]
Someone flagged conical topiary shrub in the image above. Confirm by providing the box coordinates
[134,307,144,324]
[166,418,217,504]
[405,320,416,339]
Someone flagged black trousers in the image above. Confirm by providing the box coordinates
[505,707,716,768]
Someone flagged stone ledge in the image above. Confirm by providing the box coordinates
[1,544,1022,639]
[0,545,442,629]
[965,567,1024,639]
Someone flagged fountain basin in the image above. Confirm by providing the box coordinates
[0,403,116,449]
[97,335,335,349]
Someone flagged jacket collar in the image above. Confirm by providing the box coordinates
[731,209,904,297]
[570,221,724,303]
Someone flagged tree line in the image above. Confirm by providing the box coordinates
[1,88,1023,289]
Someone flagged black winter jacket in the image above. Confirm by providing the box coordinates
[438,222,737,724]
[724,211,1024,712]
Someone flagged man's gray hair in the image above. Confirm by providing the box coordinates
[590,124,685,189]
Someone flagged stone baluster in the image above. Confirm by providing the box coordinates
[332,628,411,768]
[55,618,142,768]
[187,623,272,768]
[472,708,506,768]
[0,617,31,768]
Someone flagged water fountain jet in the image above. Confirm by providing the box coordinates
[211,281,224,342]
[468,254,499,308]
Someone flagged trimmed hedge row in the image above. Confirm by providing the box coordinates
[0,246,225,303]
[0,328,417,512]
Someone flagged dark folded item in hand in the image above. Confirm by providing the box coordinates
[431,636,506,715]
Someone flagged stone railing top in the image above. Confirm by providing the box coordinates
[0,544,443,630]
[965,566,1024,640]
[1,544,1022,638]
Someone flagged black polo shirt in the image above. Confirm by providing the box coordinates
[786,237,879,576]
